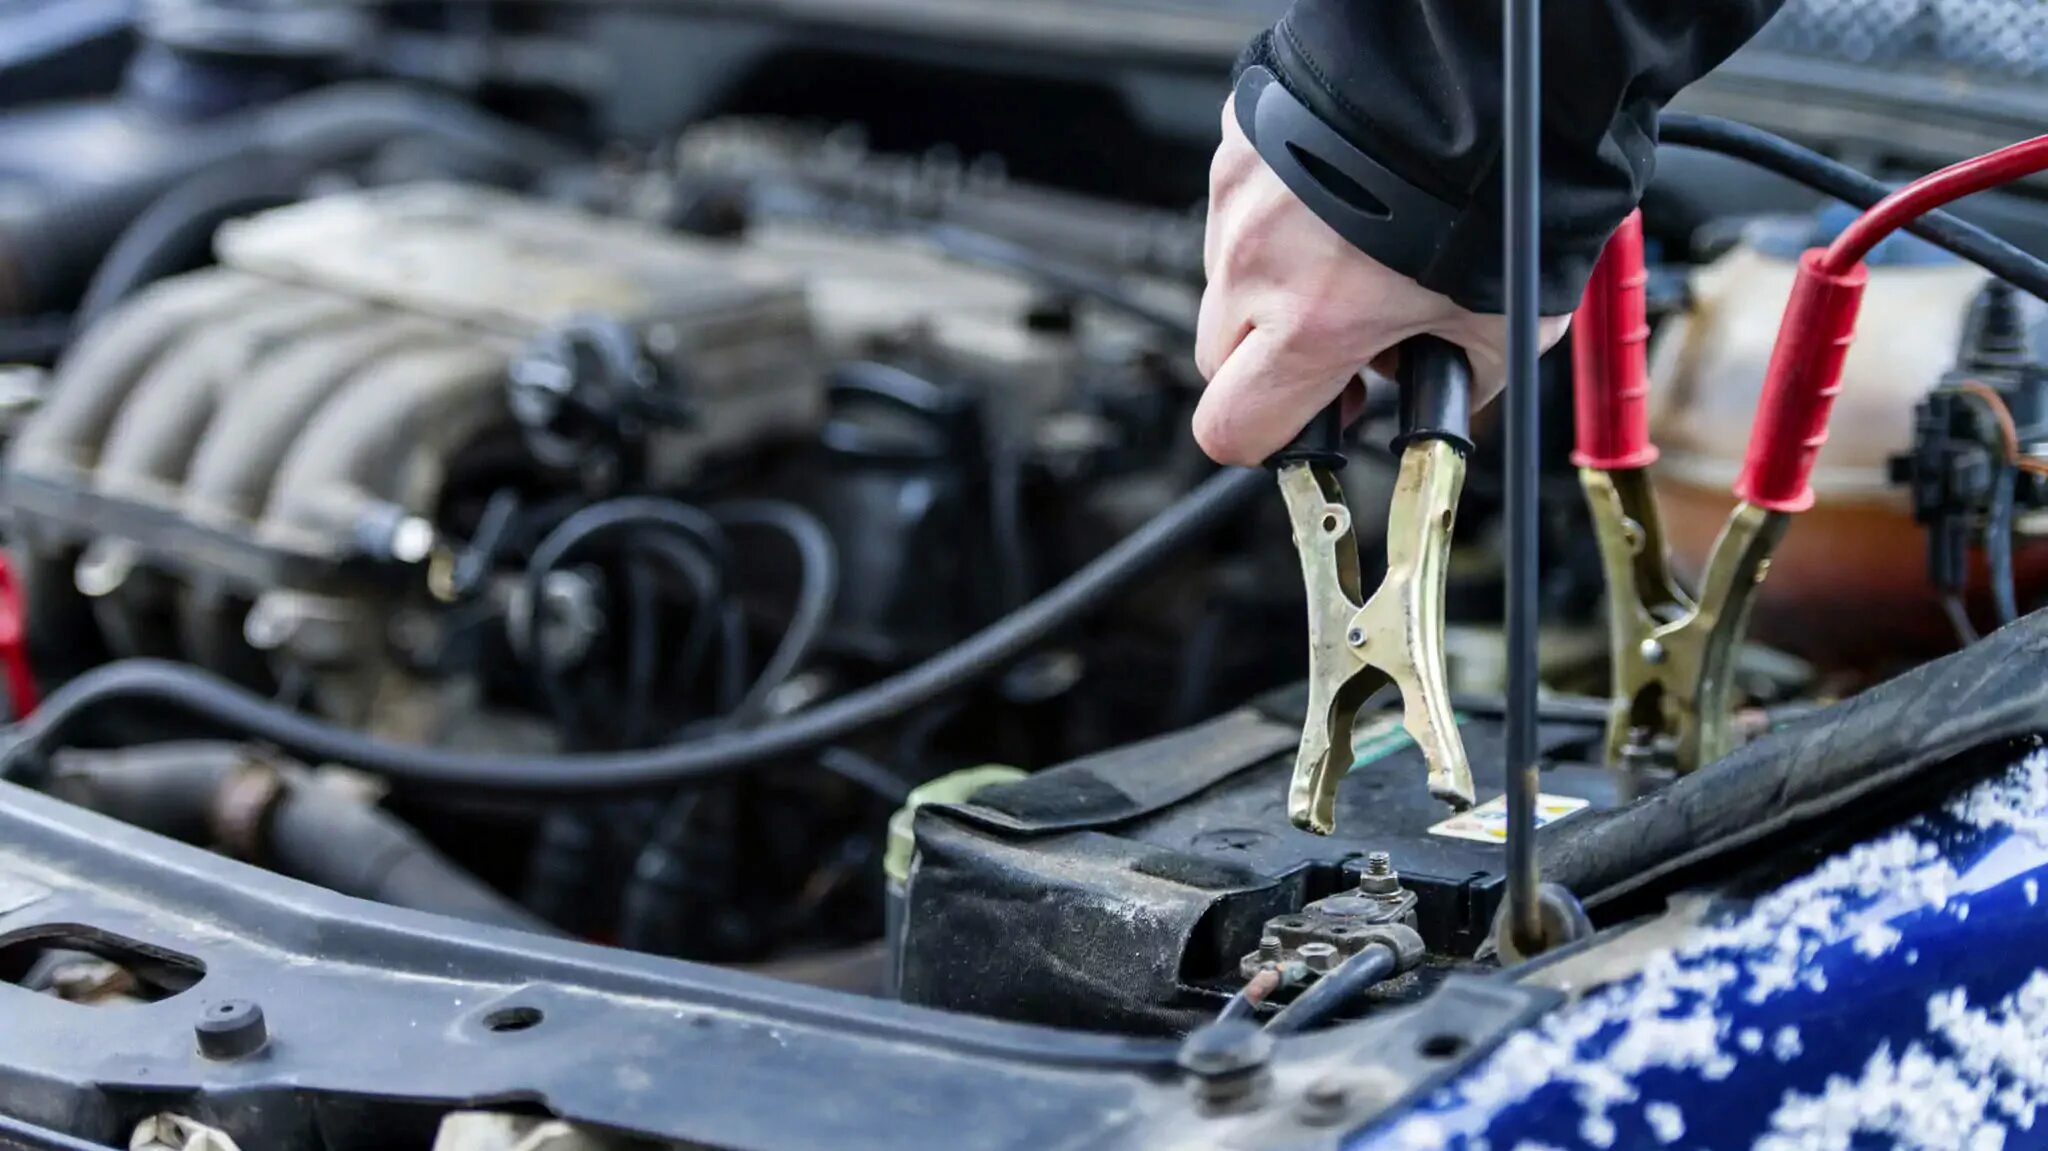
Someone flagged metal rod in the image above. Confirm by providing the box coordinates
[1503,0,1544,954]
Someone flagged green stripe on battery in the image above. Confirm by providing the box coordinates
[1347,712,1468,773]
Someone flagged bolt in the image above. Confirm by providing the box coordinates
[1357,851,1403,897]
[1299,1076,1352,1126]
[1258,934,1282,962]
[195,999,267,1060]
[1639,638,1667,665]
[1297,941,1339,973]
[1347,628,1366,646]
[1176,1020,1273,1113]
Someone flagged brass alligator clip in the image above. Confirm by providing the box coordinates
[1276,338,1477,835]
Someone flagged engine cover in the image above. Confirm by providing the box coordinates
[895,694,1618,1034]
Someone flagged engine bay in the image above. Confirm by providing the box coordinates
[3,2,2048,1148]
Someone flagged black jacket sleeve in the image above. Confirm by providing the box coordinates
[1239,0,1784,314]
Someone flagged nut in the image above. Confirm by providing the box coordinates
[1297,942,1339,973]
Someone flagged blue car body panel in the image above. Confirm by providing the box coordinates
[1351,748,2048,1151]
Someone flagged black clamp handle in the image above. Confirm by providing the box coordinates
[1264,337,1475,470]
[1268,396,1349,469]
[1392,336,1474,456]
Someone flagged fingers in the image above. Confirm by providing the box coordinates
[1193,326,1371,466]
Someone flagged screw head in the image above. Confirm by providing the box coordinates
[1639,638,1667,665]
[1177,1019,1273,1080]
[195,999,267,1060]
[1299,1074,1352,1124]
[1347,628,1366,646]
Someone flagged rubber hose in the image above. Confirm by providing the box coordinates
[41,743,553,934]
[0,82,575,317]
[10,467,1267,796]
[74,155,303,327]
[266,782,559,935]
[1660,114,2048,302]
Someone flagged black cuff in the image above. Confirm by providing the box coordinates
[1235,29,1603,316]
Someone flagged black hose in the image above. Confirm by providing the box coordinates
[1989,463,2020,627]
[42,743,553,935]
[74,155,303,328]
[521,498,728,744]
[1263,946,1397,1036]
[620,557,660,748]
[631,530,727,717]
[0,82,577,319]
[711,499,841,725]
[10,467,1268,796]
[266,780,559,935]
[1660,114,2048,302]
[816,746,914,804]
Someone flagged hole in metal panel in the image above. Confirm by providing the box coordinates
[0,925,205,1006]
[483,1005,544,1033]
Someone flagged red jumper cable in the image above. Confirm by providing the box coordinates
[1573,136,2048,774]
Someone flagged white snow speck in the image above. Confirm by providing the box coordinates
[1645,1101,1685,1144]
[2028,879,2039,906]
[1854,922,1902,958]
[1774,1026,1804,1062]
[1740,1028,1764,1053]
[1757,1042,2004,1151]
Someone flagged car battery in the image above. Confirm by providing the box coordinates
[894,690,1619,1034]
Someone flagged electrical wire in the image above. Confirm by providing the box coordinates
[521,499,729,747]
[1989,463,2021,627]
[7,467,1269,796]
[709,500,841,725]
[816,747,914,804]
[924,224,1197,342]
[1215,966,1285,1025]
[1263,946,1398,1036]
[1956,382,2048,477]
[1826,135,2048,274]
[1943,593,1981,647]
[1659,115,2048,302]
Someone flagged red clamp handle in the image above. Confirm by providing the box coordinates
[1571,211,1657,470]
[1734,249,1867,514]
[0,550,37,718]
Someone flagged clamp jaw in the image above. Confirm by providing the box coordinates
[1276,339,1476,835]
[1574,211,1858,772]
[1582,468,1786,768]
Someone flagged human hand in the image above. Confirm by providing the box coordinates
[1193,96,1570,466]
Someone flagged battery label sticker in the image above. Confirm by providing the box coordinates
[1427,793,1590,844]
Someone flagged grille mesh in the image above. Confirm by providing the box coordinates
[1754,0,2048,77]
